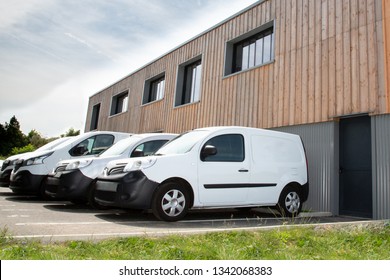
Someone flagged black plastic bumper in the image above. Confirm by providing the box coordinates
[45,169,93,200]
[94,171,159,209]
[9,170,45,194]
[0,169,12,187]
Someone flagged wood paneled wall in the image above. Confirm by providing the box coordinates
[85,0,387,134]
[383,0,390,112]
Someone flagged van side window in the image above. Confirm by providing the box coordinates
[92,135,115,154]
[130,140,169,157]
[69,135,114,156]
[201,134,244,162]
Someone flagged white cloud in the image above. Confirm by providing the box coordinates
[0,0,258,137]
[0,0,54,30]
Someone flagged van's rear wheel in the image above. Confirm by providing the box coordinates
[278,185,302,217]
[152,182,189,222]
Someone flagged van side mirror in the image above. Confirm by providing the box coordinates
[131,150,145,157]
[201,145,217,161]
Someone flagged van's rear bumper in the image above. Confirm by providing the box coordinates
[94,171,159,209]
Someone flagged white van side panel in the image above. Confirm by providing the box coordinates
[251,135,304,164]
[143,153,199,191]
[248,134,307,204]
[197,160,250,205]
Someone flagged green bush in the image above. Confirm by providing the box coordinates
[10,144,36,156]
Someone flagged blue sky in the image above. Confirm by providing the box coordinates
[0,0,258,137]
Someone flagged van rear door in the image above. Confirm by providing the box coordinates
[248,134,304,204]
[197,133,250,206]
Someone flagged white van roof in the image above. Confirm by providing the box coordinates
[17,131,132,159]
[192,126,299,139]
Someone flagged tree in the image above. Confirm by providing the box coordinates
[27,129,49,149]
[0,116,27,156]
[0,116,81,157]
[61,128,80,137]
[0,123,6,156]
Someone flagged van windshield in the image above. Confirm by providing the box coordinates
[156,130,209,155]
[99,136,139,157]
[35,137,72,152]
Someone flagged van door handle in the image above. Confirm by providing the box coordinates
[238,168,249,172]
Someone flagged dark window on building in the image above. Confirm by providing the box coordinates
[143,74,165,104]
[201,134,245,162]
[110,91,128,116]
[175,57,202,107]
[224,22,274,76]
[90,103,100,131]
[233,28,274,73]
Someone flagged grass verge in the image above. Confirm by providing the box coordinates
[1,221,389,260]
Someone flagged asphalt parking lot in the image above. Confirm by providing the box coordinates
[0,187,370,242]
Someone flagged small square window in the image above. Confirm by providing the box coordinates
[225,21,274,76]
[233,29,273,73]
[110,91,128,116]
[175,56,202,107]
[143,74,165,104]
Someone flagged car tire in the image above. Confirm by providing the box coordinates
[152,182,189,222]
[278,185,302,217]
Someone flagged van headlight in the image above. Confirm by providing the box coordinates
[123,158,157,172]
[25,152,54,166]
[65,159,93,170]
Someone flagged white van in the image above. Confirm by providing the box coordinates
[9,131,131,196]
[45,133,177,207]
[0,137,73,188]
[94,126,309,221]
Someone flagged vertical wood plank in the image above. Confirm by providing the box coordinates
[315,0,322,122]
[382,0,390,112]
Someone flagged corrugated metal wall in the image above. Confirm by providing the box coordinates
[273,122,338,214]
[275,116,390,219]
[372,114,390,219]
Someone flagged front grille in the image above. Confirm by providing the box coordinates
[109,165,125,175]
[55,164,68,172]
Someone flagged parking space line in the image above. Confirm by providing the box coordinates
[15,217,279,226]
[1,209,33,212]
[178,217,283,223]
[11,226,274,240]
[8,220,378,242]
[15,221,112,226]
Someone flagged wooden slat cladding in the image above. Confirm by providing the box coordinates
[383,0,390,112]
[85,0,387,134]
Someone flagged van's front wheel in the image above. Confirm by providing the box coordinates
[152,182,189,222]
[278,185,302,217]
